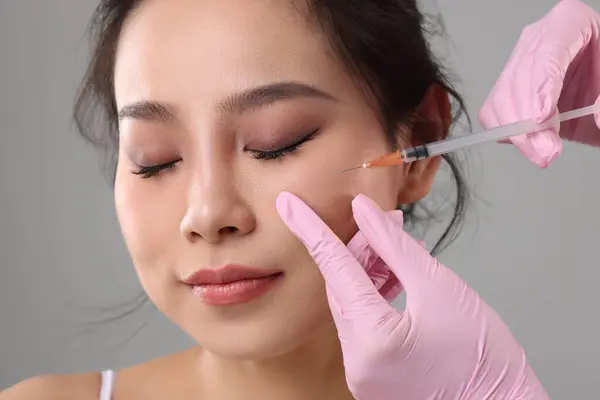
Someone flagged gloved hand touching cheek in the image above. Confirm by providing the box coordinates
[479,0,600,167]
[345,210,403,303]
[277,191,549,400]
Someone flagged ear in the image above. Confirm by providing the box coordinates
[396,83,452,204]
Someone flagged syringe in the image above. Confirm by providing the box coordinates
[338,104,599,173]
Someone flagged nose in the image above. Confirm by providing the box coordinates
[180,174,256,244]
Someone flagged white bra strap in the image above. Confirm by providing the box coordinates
[99,370,115,400]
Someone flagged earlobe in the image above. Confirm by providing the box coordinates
[396,156,441,204]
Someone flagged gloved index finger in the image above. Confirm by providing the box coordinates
[276,191,391,318]
[351,194,440,297]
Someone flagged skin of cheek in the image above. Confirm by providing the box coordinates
[275,121,407,245]
[113,148,190,313]
[282,158,403,244]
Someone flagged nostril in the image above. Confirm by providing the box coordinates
[219,226,238,235]
[187,231,202,241]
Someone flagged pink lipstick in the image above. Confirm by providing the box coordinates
[184,265,282,306]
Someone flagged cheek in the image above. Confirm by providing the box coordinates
[114,164,185,270]
[301,167,402,243]
[253,154,404,245]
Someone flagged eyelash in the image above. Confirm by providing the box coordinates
[248,129,318,160]
[132,159,181,179]
[131,129,318,179]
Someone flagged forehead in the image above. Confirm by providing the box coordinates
[114,0,350,109]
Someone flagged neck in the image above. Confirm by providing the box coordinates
[195,322,354,400]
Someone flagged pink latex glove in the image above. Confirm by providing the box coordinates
[346,212,403,303]
[479,0,600,168]
[277,192,549,400]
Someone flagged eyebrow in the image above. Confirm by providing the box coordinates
[117,81,337,122]
[219,81,337,114]
[118,100,175,122]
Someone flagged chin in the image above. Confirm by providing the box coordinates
[193,311,334,361]
[181,294,335,361]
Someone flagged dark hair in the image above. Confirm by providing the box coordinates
[75,0,468,265]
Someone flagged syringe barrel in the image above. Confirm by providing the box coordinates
[426,118,555,157]
[401,104,595,162]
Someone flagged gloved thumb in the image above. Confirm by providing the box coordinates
[513,106,563,168]
[510,127,562,168]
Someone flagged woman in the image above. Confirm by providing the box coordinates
[2,0,598,399]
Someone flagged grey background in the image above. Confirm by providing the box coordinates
[1,0,599,397]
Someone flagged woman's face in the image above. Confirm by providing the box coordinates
[113,0,426,359]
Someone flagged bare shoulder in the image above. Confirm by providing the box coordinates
[0,372,100,400]
[1,349,198,399]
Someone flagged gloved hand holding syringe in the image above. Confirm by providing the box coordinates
[339,102,600,173]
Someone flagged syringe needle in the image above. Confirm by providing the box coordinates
[337,164,366,173]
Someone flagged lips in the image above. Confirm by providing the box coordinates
[183,264,283,306]
[183,264,282,285]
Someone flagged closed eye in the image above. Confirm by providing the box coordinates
[131,159,181,179]
[247,129,319,160]
[130,129,319,179]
